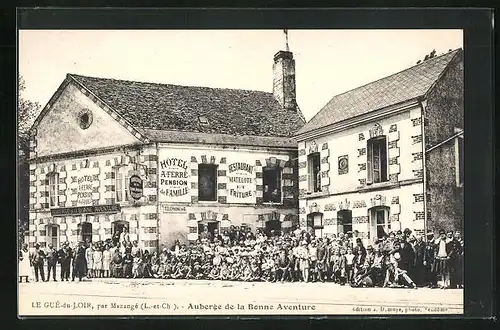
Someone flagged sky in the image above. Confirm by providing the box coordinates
[18,29,463,121]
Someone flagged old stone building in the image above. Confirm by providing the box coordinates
[294,49,463,244]
[27,48,305,251]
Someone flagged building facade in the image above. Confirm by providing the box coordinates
[27,49,305,251]
[294,49,463,245]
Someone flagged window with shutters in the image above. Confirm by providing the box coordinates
[263,167,282,203]
[198,164,217,201]
[367,137,388,184]
[115,167,129,203]
[48,173,59,207]
[307,153,321,192]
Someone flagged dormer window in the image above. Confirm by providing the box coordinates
[198,116,209,125]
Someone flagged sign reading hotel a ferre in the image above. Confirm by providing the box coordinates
[159,158,190,201]
[76,172,97,206]
[228,162,255,203]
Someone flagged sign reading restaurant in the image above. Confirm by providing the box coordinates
[227,162,254,202]
[159,158,190,198]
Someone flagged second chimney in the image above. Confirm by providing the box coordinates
[272,50,296,110]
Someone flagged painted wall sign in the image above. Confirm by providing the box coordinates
[129,175,143,200]
[161,205,187,213]
[76,173,97,206]
[227,162,255,202]
[51,204,121,216]
[159,158,190,199]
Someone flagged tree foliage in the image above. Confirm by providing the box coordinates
[18,76,40,154]
[18,75,41,247]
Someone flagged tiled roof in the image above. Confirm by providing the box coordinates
[69,74,306,139]
[138,129,298,148]
[296,49,461,136]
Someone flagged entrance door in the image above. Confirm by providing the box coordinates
[112,221,130,246]
[370,206,390,240]
[78,222,93,245]
[337,210,353,235]
[265,220,282,237]
[198,221,220,239]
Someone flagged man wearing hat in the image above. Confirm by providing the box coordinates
[58,242,73,281]
[423,231,437,287]
[72,242,87,281]
[30,243,46,282]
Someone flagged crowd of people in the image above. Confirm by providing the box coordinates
[19,226,464,289]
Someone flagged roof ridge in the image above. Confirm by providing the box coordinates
[67,73,274,95]
[304,48,461,127]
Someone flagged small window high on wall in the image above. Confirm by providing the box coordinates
[263,167,281,203]
[307,153,321,192]
[367,137,388,184]
[198,164,217,201]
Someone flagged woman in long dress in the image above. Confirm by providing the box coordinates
[19,243,31,283]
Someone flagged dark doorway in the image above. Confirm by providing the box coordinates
[198,221,219,238]
[265,220,282,237]
[77,222,92,245]
[337,210,353,235]
[112,221,129,246]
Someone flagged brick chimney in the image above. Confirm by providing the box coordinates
[272,50,296,110]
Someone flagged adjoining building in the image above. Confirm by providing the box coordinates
[27,47,305,251]
[294,49,463,244]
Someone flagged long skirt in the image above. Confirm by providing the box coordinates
[432,258,449,276]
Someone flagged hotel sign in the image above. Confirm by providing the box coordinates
[159,158,190,202]
[227,162,255,203]
[50,204,121,216]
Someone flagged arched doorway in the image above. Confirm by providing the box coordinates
[337,210,353,235]
[112,220,130,246]
[369,206,391,240]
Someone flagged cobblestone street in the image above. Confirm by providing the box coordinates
[19,277,463,316]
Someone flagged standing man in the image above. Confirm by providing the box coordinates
[424,231,437,288]
[412,235,426,287]
[72,242,87,281]
[58,242,72,281]
[29,243,46,282]
[45,243,58,282]
[119,227,131,246]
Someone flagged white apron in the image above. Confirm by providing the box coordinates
[19,250,31,277]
